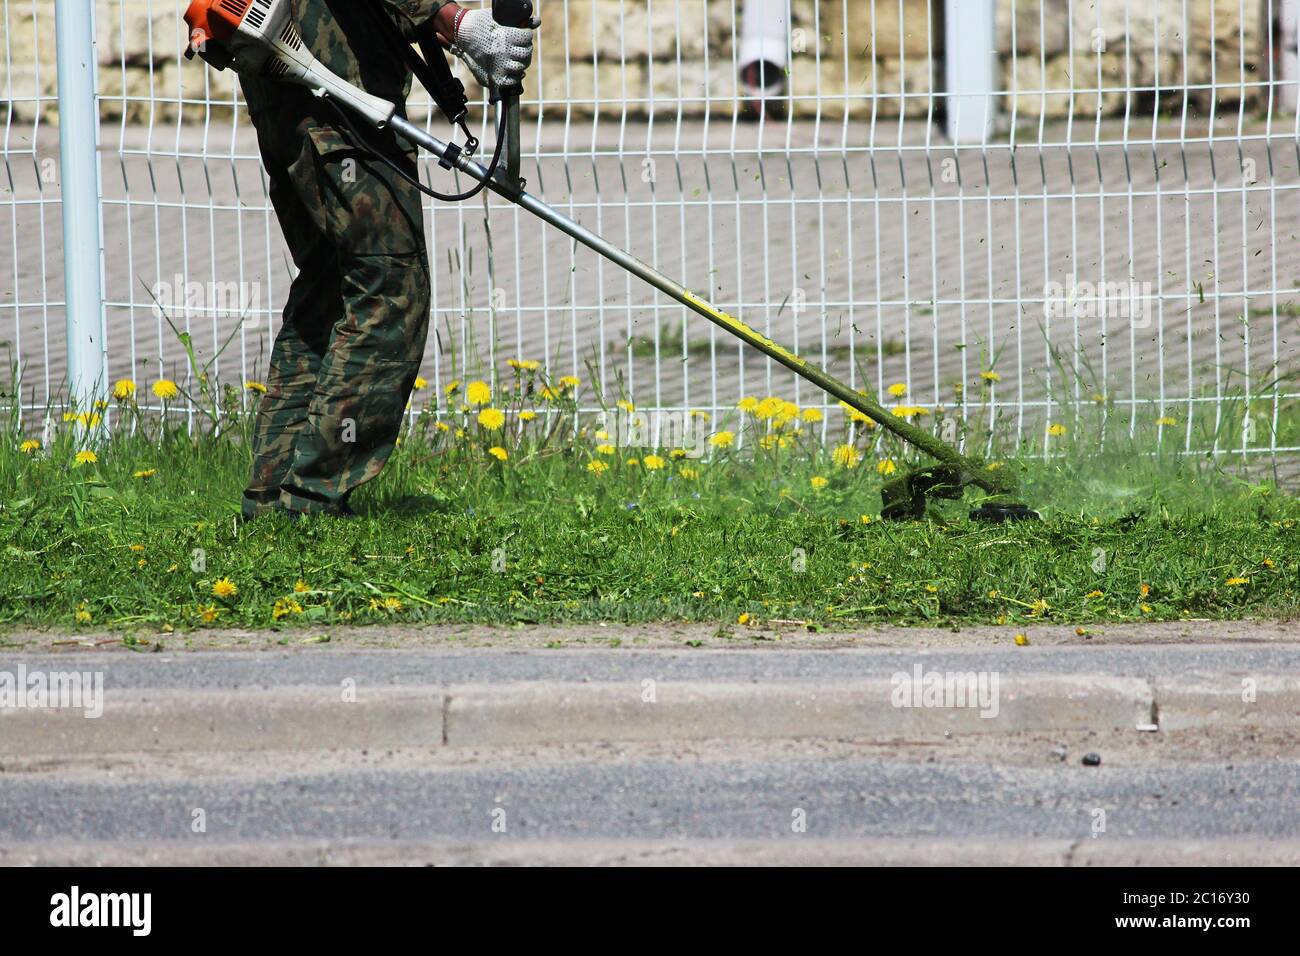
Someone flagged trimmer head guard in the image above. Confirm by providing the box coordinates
[880,464,1041,522]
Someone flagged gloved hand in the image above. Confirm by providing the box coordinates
[449,8,533,92]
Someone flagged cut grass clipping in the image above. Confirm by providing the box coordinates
[2,367,1297,633]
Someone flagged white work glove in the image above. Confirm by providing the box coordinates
[450,9,533,92]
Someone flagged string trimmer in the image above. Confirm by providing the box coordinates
[183,0,1039,522]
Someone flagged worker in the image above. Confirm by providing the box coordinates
[238,1,533,519]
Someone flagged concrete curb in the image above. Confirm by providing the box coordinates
[4,672,1292,755]
[0,687,444,755]
[443,676,1154,746]
[0,673,1164,755]
[1153,674,1300,730]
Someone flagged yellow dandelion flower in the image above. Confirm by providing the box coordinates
[77,412,102,428]
[62,411,77,422]
[1156,416,1176,426]
[1140,583,1151,598]
[759,435,779,450]
[643,455,666,471]
[1225,576,1250,586]
[670,448,687,459]
[488,446,508,462]
[710,431,735,448]
[20,440,39,455]
[1014,633,1029,646]
[810,475,828,490]
[445,379,461,395]
[616,399,635,413]
[737,397,758,412]
[832,444,860,469]
[876,458,896,476]
[801,407,824,422]
[1047,423,1067,437]
[435,421,451,432]
[754,396,784,420]
[244,381,268,394]
[152,379,180,400]
[272,597,304,620]
[981,370,1002,382]
[689,409,711,422]
[112,379,137,400]
[478,407,506,430]
[294,580,310,593]
[737,612,751,625]
[133,468,157,479]
[860,514,872,525]
[888,382,908,397]
[1085,590,1103,599]
[586,460,609,475]
[625,458,639,467]
[841,403,874,425]
[74,449,98,466]
[519,411,538,422]
[466,380,492,405]
[199,604,219,624]
[212,578,238,600]
[679,467,698,480]
[597,444,616,456]
[1262,558,1276,570]
[129,544,145,553]
[74,604,92,625]
[559,375,580,389]
[412,376,428,390]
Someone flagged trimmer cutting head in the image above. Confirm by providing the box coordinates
[880,464,1041,522]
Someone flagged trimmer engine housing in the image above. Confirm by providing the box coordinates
[183,0,397,127]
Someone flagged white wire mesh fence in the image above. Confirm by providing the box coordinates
[2,0,1299,456]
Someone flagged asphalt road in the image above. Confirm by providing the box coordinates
[2,749,1295,846]
[3,640,1297,865]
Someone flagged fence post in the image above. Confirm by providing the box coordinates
[945,0,998,143]
[55,0,107,408]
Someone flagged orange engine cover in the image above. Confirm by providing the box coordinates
[184,0,253,51]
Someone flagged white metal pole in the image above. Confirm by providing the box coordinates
[55,0,107,407]
[944,0,998,143]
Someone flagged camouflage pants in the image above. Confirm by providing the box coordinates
[242,101,430,519]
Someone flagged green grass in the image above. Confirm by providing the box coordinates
[1,374,1296,635]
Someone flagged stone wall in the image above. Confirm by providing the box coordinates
[0,1,1274,124]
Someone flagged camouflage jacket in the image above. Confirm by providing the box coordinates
[240,0,452,118]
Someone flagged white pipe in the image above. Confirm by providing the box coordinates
[1276,0,1299,113]
[739,0,790,80]
[944,0,998,143]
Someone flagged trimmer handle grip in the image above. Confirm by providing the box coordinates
[492,0,534,29]
[490,0,534,101]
